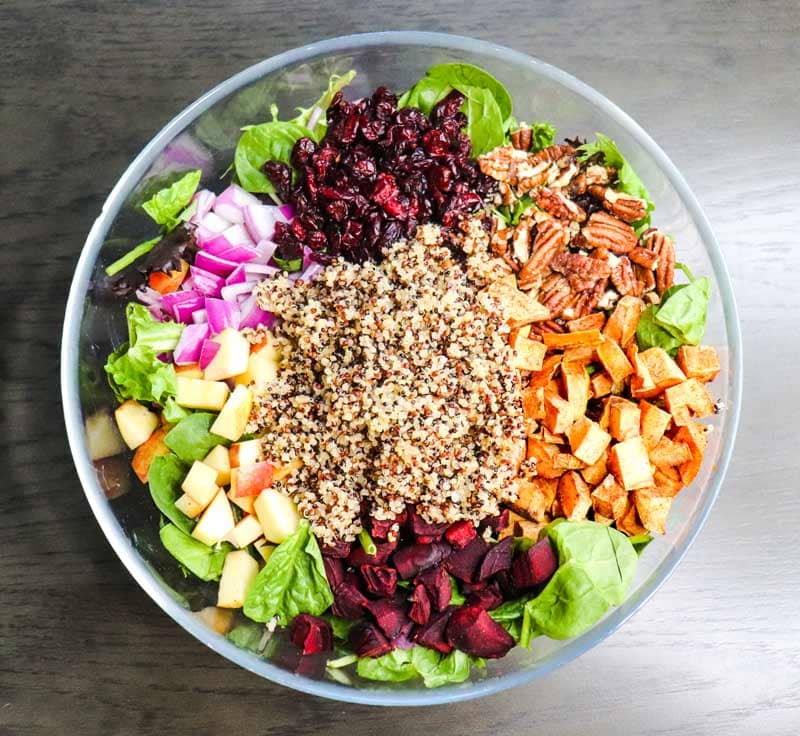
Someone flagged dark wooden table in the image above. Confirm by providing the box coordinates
[3,2,799,734]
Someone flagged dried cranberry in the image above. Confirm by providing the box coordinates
[431,90,465,124]
[291,136,317,168]
[422,129,451,157]
[325,199,349,222]
[262,161,292,201]
[289,614,333,655]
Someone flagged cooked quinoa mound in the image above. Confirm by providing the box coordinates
[250,222,526,546]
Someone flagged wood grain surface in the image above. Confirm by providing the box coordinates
[2,1,799,734]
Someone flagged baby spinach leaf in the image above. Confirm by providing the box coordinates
[164,413,228,464]
[227,622,266,652]
[426,62,513,125]
[636,305,685,355]
[488,597,527,622]
[462,86,505,156]
[162,396,191,423]
[243,520,333,625]
[324,614,356,641]
[653,276,711,345]
[234,119,315,194]
[159,523,230,581]
[142,169,202,230]
[449,575,466,606]
[148,454,193,533]
[531,121,557,151]
[272,252,303,272]
[294,70,357,139]
[397,75,452,115]
[628,533,654,555]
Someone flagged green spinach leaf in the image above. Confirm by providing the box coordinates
[426,62,513,124]
[162,396,191,423]
[227,622,267,652]
[449,575,466,606]
[243,520,333,625]
[148,454,193,533]
[653,276,711,345]
[164,413,228,464]
[324,615,356,641]
[628,533,654,555]
[397,75,453,115]
[142,169,202,230]
[636,305,685,355]
[461,86,505,156]
[294,70,357,139]
[159,523,230,581]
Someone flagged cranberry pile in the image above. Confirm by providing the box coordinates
[289,506,561,662]
[265,88,497,264]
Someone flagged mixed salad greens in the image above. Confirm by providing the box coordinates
[88,61,718,689]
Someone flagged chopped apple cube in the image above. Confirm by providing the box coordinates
[191,489,235,546]
[229,439,263,468]
[181,460,220,508]
[253,537,275,563]
[131,427,170,483]
[676,345,721,383]
[609,436,654,490]
[203,328,250,381]
[203,445,231,487]
[196,606,235,634]
[234,339,280,388]
[225,514,265,548]
[210,385,252,442]
[233,460,275,497]
[114,400,160,449]
[228,485,255,515]
[175,376,230,411]
[175,493,205,519]
[567,416,611,466]
[85,410,126,460]
[254,488,301,544]
[175,363,204,378]
[217,550,260,609]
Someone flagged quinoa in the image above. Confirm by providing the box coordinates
[249,222,525,546]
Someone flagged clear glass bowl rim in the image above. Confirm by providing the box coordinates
[60,31,743,706]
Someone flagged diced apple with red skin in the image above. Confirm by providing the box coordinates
[234,337,280,388]
[203,445,231,486]
[229,439,262,468]
[228,485,254,515]
[191,489,235,546]
[181,460,219,508]
[114,400,159,449]
[233,460,275,497]
[217,550,260,609]
[131,427,170,483]
[210,385,252,441]
[203,328,250,381]
[254,488,301,543]
[85,410,126,460]
[195,606,235,634]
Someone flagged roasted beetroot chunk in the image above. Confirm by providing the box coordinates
[322,555,345,590]
[408,507,449,540]
[369,510,406,540]
[321,540,352,558]
[479,508,510,534]
[350,622,394,658]
[360,564,398,598]
[511,538,559,591]
[409,583,432,625]
[478,537,514,581]
[466,582,504,611]
[444,537,489,583]
[289,614,333,655]
[332,581,369,620]
[444,520,477,549]
[414,608,455,654]
[367,596,410,639]
[393,541,451,579]
[347,539,397,567]
[446,605,515,659]
[415,565,452,612]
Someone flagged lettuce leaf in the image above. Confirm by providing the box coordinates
[243,520,333,625]
[356,646,481,688]
[104,303,183,404]
[531,121,557,151]
[142,169,202,230]
[159,523,231,581]
[164,412,228,464]
[294,70,357,139]
[356,648,418,682]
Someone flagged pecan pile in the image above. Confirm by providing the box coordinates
[479,131,676,334]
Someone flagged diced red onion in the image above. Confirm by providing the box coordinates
[278,204,294,221]
[173,296,205,323]
[225,264,247,286]
[200,211,231,234]
[199,339,221,369]
[244,263,281,277]
[239,302,276,330]
[254,238,278,262]
[192,309,207,324]
[190,190,216,221]
[217,243,260,264]
[205,298,241,334]
[213,184,262,224]
[243,204,279,242]
[136,285,163,307]
[194,250,239,277]
[189,266,225,297]
[220,282,255,302]
[300,262,324,282]
[174,323,210,365]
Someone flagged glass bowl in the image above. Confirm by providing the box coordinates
[61,31,742,705]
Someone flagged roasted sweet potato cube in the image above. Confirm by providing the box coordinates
[566,312,606,332]
[131,427,170,483]
[653,467,684,497]
[609,399,641,442]
[518,519,549,539]
[561,360,590,418]
[512,478,558,521]
[639,348,687,393]
[672,421,708,484]
[615,498,649,536]
[590,371,614,398]
[526,438,565,479]
[528,354,562,389]
[602,295,643,347]
[521,385,546,425]
[508,324,531,349]
[664,379,715,426]
[512,335,547,371]
[561,345,597,365]
[590,474,628,519]
[628,344,659,399]
[633,487,673,534]
[486,279,551,327]
[593,512,615,526]
[639,400,673,450]
[609,436,654,490]
[540,427,564,444]
[676,345,721,383]
[596,338,634,383]
[557,471,592,520]
[543,393,576,434]
[499,510,529,540]
[553,453,586,471]
[580,449,609,486]
[567,416,612,466]
[648,437,693,468]
[543,329,604,350]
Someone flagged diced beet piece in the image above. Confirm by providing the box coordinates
[361,564,398,598]
[323,556,345,590]
[393,620,417,650]
[321,540,351,558]
[289,614,333,655]
[414,608,455,654]
[409,583,432,625]
[415,566,452,612]
[444,537,490,583]
[478,537,514,581]
[347,539,397,567]
[416,534,439,544]
[461,579,487,594]
[369,510,406,539]
[407,506,449,539]
[332,581,368,620]
[479,508,510,533]
[446,605,515,659]
[511,538,559,591]
[349,622,394,658]
[366,596,410,639]
[466,582,504,611]
[494,570,515,598]
[393,541,452,580]
[444,520,477,549]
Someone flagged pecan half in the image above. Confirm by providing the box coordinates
[510,125,533,151]
[628,246,659,269]
[516,161,552,194]
[548,160,579,189]
[643,229,676,294]
[550,251,612,292]
[511,218,534,264]
[633,262,656,293]
[537,273,572,316]
[579,211,638,254]
[588,185,649,223]
[585,164,611,186]
[534,187,586,222]
[530,143,575,167]
[610,256,644,296]
[498,181,515,206]
[490,224,512,258]
[477,146,530,183]
[518,220,570,290]
[568,171,588,197]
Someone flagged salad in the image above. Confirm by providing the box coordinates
[87,63,721,688]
